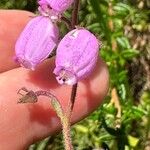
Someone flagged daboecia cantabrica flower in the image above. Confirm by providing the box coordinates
[15,16,59,70]
[54,28,100,85]
[38,0,74,18]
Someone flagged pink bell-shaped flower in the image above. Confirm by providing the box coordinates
[54,28,100,85]
[15,16,59,70]
[38,0,74,19]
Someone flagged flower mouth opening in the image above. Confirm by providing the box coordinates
[55,69,77,85]
[38,4,60,21]
[57,75,68,83]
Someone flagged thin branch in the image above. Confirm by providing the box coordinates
[69,0,80,112]
[71,0,80,29]
[61,16,72,30]
[70,83,78,110]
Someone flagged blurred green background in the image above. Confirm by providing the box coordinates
[1,0,149,149]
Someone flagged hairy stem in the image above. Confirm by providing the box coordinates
[35,91,74,150]
[62,116,73,150]
[17,88,73,150]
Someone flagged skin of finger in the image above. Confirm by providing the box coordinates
[0,10,34,73]
[0,57,109,150]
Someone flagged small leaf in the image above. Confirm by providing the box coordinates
[75,125,88,133]
[117,37,131,49]
[121,49,139,59]
[128,135,139,147]
[132,106,146,117]
[113,3,131,16]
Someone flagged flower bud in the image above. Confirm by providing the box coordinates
[38,0,74,17]
[15,16,59,70]
[54,29,100,85]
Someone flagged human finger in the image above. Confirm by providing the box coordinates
[0,57,109,150]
